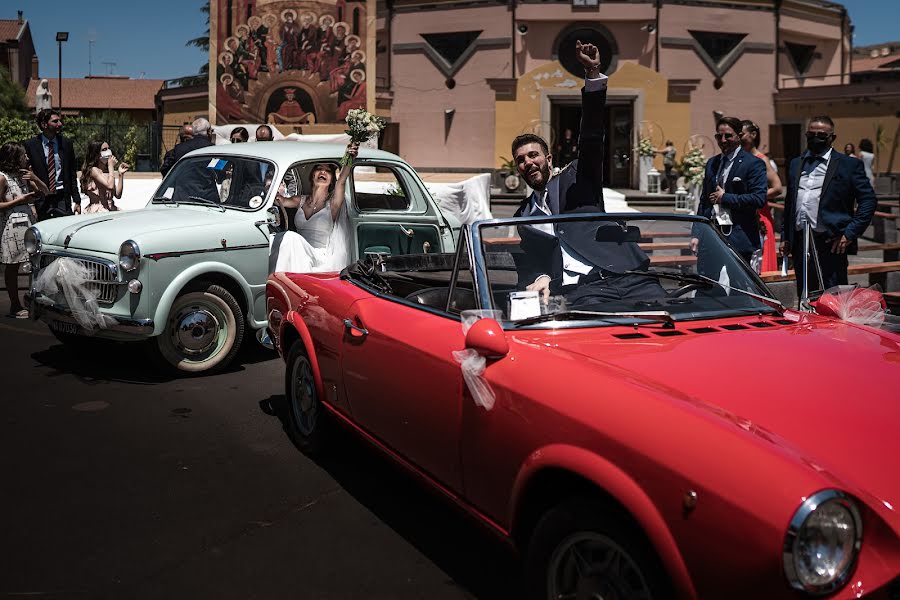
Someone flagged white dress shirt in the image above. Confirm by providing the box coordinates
[796,148,833,232]
[716,145,741,188]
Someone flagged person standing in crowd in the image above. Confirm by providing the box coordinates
[553,128,578,170]
[740,120,783,272]
[1,143,48,318]
[693,116,767,264]
[255,124,274,141]
[80,140,129,213]
[160,124,193,176]
[659,140,677,192]
[510,40,608,298]
[782,116,876,292]
[160,118,214,176]
[22,109,80,219]
[858,138,876,187]
[230,127,249,143]
[843,143,857,159]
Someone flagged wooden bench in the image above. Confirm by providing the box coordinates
[760,261,900,286]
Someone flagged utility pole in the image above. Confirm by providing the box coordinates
[88,36,95,76]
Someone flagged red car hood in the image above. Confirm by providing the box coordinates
[518,314,900,518]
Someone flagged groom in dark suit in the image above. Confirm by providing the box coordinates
[781,115,876,292]
[693,116,767,265]
[22,109,81,220]
[513,40,608,297]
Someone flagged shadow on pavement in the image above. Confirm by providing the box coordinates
[258,393,521,600]
[30,336,278,385]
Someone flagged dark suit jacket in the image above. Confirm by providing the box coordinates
[23,134,79,216]
[513,84,607,219]
[160,135,213,176]
[781,149,877,253]
[697,147,767,256]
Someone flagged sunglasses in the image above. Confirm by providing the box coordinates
[714,133,736,140]
[805,131,832,141]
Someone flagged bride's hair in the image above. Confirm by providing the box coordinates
[309,162,337,195]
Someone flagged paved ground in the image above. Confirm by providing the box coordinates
[0,287,516,600]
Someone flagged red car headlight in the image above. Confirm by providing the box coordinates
[783,489,862,595]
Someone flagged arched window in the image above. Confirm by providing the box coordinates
[353,8,361,36]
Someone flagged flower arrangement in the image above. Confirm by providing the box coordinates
[638,137,656,158]
[681,146,706,186]
[342,109,386,167]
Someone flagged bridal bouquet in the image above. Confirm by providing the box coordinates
[341,109,385,167]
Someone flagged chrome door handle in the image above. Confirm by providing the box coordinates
[399,224,415,238]
[343,319,368,338]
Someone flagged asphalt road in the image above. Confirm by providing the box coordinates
[0,287,517,600]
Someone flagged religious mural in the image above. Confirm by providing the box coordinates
[211,0,368,126]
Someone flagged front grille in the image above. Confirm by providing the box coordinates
[39,254,119,304]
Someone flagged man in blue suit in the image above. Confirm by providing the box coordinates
[693,116,767,264]
[512,40,607,297]
[781,115,877,292]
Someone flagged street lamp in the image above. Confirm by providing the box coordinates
[56,32,68,111]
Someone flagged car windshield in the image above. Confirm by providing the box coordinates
[152,156,275,210]
[477,213,781,327]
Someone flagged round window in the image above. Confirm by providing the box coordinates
[556,27,615,77]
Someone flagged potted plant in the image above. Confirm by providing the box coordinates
[498,156,521,192]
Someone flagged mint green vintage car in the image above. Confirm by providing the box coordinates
[26,142,459,374]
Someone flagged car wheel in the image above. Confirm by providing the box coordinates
[525,497,671,600]
[284,340,329,455]
[154,283,244,374]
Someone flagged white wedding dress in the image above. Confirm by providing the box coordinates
[269,196,352,273]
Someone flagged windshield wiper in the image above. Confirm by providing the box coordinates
[151,195,177,206]
[183,195,226,212]
[627,269,785,314]
[514,309,674,327]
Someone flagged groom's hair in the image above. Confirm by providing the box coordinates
[512,133,549,157]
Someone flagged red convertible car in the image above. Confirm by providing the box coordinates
[266,213,900,599]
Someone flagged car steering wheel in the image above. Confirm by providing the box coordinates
[666,283,705,298]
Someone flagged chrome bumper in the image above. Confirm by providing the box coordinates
[27,292,154,336]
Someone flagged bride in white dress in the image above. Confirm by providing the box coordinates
[269,142,358,273]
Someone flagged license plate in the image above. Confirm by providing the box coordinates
[50,320,79,335]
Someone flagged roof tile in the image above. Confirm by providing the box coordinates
[25,77,164,111]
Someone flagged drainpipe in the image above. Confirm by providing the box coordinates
[774,0,782,90]
[655,0,661,72]
[510,0,516,78]
[840,8,847,85]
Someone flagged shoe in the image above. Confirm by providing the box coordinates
[9,308,29,319]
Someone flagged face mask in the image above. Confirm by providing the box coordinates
[100,149,112,161]
[806,137,830,156]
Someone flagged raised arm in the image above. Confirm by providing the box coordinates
[90,166,115,194]
[331,142,358,221]
[572,40,608,209]
[113,157,129,199]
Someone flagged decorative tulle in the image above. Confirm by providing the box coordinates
[815,284,900,332]
[452,309,503,411]
[33,257,115,330]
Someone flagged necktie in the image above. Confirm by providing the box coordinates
[46,139,57,191]
[716,154,731,188]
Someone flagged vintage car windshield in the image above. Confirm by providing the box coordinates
[478,214,781,326]
[152,156,275,211]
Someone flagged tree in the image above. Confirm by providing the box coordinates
[0,66,29,119]
[183,1,211,84]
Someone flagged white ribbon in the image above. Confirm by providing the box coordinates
[817,284,900,332]
[33,257,115,330]
[452,309,503,411]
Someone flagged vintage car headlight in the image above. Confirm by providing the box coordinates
[118,240,141,271]
[784,489,862,595]
[24,227,41,255]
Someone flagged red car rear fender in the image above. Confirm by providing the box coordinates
[510,444,697,599]
[282,310,325,401]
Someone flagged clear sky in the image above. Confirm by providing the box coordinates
[16,0,898,82]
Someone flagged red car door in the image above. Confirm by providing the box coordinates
[340,297,465,491]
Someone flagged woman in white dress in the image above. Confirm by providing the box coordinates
[270,142,358,273]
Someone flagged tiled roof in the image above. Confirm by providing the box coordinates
[25,77,165,111]
[0,19,25,42]
[852,55,900,73]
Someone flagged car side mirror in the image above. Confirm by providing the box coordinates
[465,318,508,358]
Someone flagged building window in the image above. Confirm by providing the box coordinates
[420,32,482,67]
[785,41,816,75]
[555,26,616,77]
[689,31,747,66]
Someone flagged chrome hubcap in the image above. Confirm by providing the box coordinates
[291,358,316,435]
[175,309,219,354]
[548,533,651,600]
